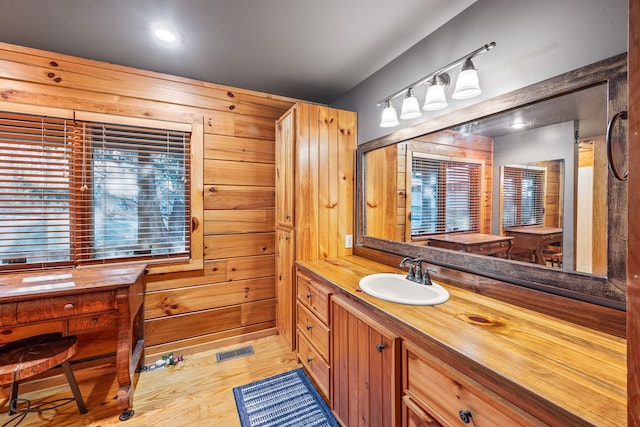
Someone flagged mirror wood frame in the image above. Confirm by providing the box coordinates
[356,53,627,311]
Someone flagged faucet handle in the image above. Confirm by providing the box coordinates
[423,268,437,285]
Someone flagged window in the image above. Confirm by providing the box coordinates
[410,154,482,236]
[0,110,191,270]
[501,165,545,230]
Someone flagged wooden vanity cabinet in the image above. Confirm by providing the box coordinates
[402,341,544,427]
[296,269,333,399]
[332,295,401,427]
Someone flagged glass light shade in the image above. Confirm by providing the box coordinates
[423,83,448,111]
[452,68,481,99]
[380,104,399,127]
[400,91,422,120]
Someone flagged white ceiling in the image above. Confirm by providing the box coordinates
[0,0,476,104]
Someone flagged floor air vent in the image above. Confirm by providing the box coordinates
[216,345,255,362]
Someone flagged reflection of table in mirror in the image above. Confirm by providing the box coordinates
[505,226,563,265]
[426,233,514,258]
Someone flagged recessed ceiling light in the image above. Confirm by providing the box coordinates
[510,121,527,130]
[152,25,178,44]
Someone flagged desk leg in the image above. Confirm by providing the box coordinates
[116,279,145,421]
[534,245,546,265]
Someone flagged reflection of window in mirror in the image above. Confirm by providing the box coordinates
[500,165,547,231]
[400,132,493,243]
[409,153,483,237]
[500,165,558,234]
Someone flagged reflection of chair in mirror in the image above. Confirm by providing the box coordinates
[544,244,563,267]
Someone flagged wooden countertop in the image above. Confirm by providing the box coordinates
[296,255,626,427]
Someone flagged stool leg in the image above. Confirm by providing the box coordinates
[61,361,87,414]
[8,379,18,416]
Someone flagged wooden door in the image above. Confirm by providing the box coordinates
[275,106,295,228]
[275,227,294,349]
[332,296,400,427]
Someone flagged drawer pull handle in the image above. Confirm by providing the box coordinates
[63,303,75,310]
[376,344,385,352]
[306,293,312,299]
[307,357,313,363]
[306,325,313,331]
[459,410,472,423]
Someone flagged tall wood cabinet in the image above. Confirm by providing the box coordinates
[274,103,356,350]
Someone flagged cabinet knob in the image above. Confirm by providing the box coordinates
[307,357,313,363]
[285,215,291,220]
[376,343,385,352]
[306,293,312,299]
[459,410,472,423]
[63,303,74,310]
[306,325,313,331]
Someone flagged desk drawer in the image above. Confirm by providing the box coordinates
[67,312,118,333]
[17,291,115,323]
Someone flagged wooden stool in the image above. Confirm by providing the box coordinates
[0,333,87,421]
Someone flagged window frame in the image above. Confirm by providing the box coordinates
[499,164,547,233]
[0,105,203,273]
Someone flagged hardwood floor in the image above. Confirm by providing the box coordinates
[0,334,300,426]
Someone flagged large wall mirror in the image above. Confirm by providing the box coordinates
[357,53,627,310]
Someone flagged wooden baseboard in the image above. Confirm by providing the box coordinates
[144,327,278,362]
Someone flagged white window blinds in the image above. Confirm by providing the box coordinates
[0,111,73,267]
[76,121,191,263]
[411,155,482,236]
[501,165,545,229]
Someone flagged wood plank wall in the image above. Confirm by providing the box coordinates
[0,42,297,358]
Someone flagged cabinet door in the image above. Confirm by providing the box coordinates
[275,228,294,349]
[275,107,294,227]
[332,296,400,427]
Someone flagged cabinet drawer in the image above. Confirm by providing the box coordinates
[66,312,118,333]
[296,301,330,362]
[404,343,542,427]
[296,271,331,324]
[297,331,330,399]
[403,395,443,427]
[17,291,115,323]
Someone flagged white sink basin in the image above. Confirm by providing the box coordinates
[358,273,450,305]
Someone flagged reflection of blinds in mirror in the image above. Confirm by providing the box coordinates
[502,165,545,229]
[410,156,481,236]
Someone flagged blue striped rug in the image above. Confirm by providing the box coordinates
[233,368,339,427]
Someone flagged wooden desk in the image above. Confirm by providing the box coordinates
[426,233,514,258]
[0,264,146,419]
[505,226,563,265]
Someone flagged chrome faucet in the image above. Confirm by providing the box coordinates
[400,255,436,286]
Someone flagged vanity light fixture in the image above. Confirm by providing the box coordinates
[452,58,482,99]
[423,75,450,111]
[400,88,422,120]
[377,42,496,127]
[380,100,400,127]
